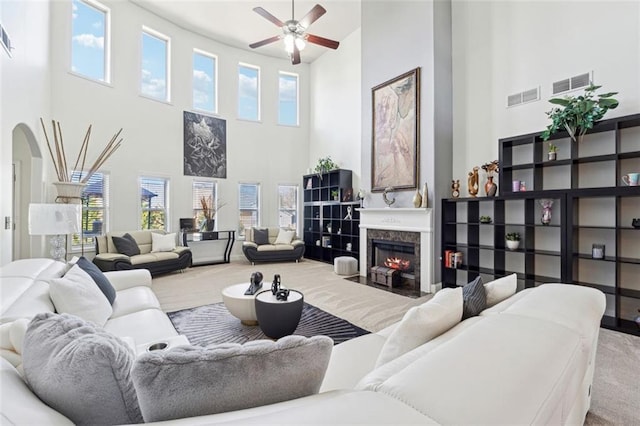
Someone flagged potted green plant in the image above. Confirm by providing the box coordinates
[314,156,339,178]
[506,232,521,250]
[547,143,558,161]
[541,84,619,143]
[480,215,492,224]
[331,189,340,201]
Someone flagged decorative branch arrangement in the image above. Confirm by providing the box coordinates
[200,195,227,221]
[40,118,123,184]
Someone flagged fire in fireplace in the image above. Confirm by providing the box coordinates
[384,257,411,271]
[372,240,416,275]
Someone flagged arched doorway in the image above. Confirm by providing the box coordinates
[12,123,43,260]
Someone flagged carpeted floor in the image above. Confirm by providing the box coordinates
[152,259,640,425]
[167,302,369,346]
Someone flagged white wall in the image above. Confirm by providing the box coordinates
[46,0,311,254]
[452,1,640,191]
[309,28,362,190]
[0,0,52,265]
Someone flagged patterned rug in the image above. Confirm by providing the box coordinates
[167,302,370,346]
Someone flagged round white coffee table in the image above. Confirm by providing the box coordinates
[222,283,261,326]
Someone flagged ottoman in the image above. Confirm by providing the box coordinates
[334,256,358,275]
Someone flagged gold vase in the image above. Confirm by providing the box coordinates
[412,190,422,208]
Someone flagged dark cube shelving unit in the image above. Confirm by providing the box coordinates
[442,113,640,336]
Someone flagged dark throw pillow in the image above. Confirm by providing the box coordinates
[77,256,116,305]
[253,228,270,245]
[112,233,140,257]
[462,276,486,320]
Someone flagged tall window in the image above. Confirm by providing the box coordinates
[238,183,260,237]
[278,184,298,229]
[70,171,109,250]
[238,63,260,121]
[141,27,170,102]
[192,180,217,230]
[140,177,168,230]
[278,72,298,126]
[193,50,217,113]
[71,0,109,82]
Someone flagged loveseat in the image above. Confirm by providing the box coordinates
[242,227,305,264]
[93,230,192,275]
[0,258,606,425]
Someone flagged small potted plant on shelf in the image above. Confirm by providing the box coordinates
[480,215,492,224]
[547,143,558,161]
[314,156,339,179]
[331,189,340,201]
[506,232,521,250]
[541,84,619,144]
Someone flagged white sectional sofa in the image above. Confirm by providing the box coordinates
[0,258,605,425]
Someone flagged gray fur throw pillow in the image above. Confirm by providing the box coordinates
[132,335,334,422]
[22,313,143,425]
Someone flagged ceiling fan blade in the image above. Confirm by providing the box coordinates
[305,33,340,50]
[249,35,282,49]
[291,45,301,65]
[253,7,285,27]
[299,4,326,29]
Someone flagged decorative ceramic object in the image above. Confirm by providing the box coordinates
[382,187,396,207]
[451,180,460,198]
[484,176,497,197]
[540,199,554,225]
[592,244,605,259]
[468,167,479,197]
[632,218,640,229]
[421,182,428,208]
[506,240,520,250]
[548,151,557,161]
[412,189,422,208]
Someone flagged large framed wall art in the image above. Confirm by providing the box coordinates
[371,67,420,192]
[183,111,227,178]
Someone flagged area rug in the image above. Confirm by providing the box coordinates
[167,302,370,346]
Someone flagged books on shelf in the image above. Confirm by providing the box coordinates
[444,250,463,269]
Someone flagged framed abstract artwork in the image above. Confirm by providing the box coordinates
[183,111,227,178]
[371,67,420,192]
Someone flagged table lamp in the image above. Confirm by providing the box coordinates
[28,203,82,262]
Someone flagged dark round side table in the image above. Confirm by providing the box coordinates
[254,289,304,339]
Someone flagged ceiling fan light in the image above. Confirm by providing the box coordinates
[295,37,306,51]
[284,34,295,53]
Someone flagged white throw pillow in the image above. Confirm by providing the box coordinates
[274,229,296,245]
[484,273,517,308]
[49,265,113,326]
[375,287,463,367]
[151,232,176,252]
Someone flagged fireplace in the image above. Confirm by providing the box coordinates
[367,229,420,292]
[359,208,434,294]
[371,239,417,288]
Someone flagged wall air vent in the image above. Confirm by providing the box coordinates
[552,72,592,95]
[0,23,12,58]
[507,87,540,108]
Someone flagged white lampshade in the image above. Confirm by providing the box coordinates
[28,204,82,236]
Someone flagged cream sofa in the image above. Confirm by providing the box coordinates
[0,258,181,372]
[242,227,305,264]
[93,230,192,275]
[0,258,605,425]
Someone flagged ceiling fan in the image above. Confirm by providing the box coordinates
[249,0,340,65]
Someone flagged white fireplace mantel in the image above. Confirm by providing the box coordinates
[359,208,435,293]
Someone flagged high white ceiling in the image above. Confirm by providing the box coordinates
[130,0,361,64]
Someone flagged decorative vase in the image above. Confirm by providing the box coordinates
[205,219,215,231]
[484,176,497,197]
[412,189,422,208]
[539,199,554,225]
[53,181,86,204]
[548,152,557,161]
[421,182,428,208]
[506,240,520,250]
